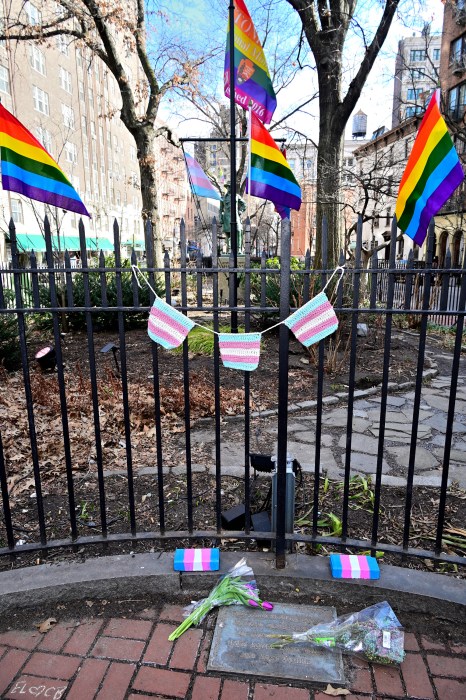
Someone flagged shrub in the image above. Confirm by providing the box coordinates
[249,256,312,310]
[35,256,163,332]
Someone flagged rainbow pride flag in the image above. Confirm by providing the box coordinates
[246,113,301,212]
[0,104,89,217]
[185,154,221,200]
[396,89,464,246]
[224,0,276,124]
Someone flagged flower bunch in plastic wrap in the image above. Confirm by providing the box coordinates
[168,558,273,640]
[270,601,405,665]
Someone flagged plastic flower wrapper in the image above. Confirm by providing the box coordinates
[270,601,405,665]
[168,558,273,641]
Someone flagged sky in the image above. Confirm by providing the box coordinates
[158,0,445,145]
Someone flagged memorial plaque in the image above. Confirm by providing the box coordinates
[208,602,345,683]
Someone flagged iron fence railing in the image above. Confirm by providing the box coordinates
[0,215,465,569]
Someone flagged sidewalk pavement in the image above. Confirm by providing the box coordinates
[0,603,465,700]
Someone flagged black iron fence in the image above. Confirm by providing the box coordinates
[0,215,465,569]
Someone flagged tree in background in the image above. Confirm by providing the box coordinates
[286,0,401,267]
[0,0,215,267]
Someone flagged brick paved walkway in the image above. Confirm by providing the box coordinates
[0,604,465,700]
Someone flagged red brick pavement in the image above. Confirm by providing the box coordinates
[0,605,464,699]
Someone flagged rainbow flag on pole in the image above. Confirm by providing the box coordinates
[185,154,221,200]
[0,104,90,217]
[246,113,301,212]
[395,89,464,246]
[224,0,277,124]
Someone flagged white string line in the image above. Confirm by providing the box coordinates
[132,263,346,339]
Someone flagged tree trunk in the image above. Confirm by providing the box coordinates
[315,107,344,269]
[314,44,344,270]
[131,125,163,270]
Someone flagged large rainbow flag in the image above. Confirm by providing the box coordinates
[0,103,90,217]
[246,113,301,212]
[396,89,464,246]
[185,154,221,200]
[224,0,277,124]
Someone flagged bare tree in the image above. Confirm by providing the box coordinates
[286,0,401,268]
[0,0,215,267]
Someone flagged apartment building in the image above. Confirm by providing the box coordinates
[392,28,441,129]
[353,119,419,260]
[435,0,466,267]
[0,0,190,264]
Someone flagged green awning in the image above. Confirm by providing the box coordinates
[121,239,145,250]
[86,237,115,251]
[11,234,115,253]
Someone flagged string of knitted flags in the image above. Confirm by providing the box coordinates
[132,265,345,372]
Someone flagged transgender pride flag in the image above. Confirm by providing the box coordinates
[284,292,338,347]
[218,332,261,371]
[185,154,221,200]
[148,297,195,349]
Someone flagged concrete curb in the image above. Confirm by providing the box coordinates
[1,551,463,625]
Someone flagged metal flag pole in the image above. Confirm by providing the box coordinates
[229,0,238,333]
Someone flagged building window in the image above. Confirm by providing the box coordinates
[405,105,423,118]
[29,45,46,75]
[33,85,49,115]
[65,141,77,164]
[62,103,75,129]
[59,67,72,93]
[410,49,427,62]
[0,65,10,94]
[25,1,41,25]
[410,68,424,80]
[35,126,52,153]
[11,200,23,224]
[407,87,423,101]
[56,35,69,56]
[432,48,440,62]
[448,83,466,120]
[373,215,380,228]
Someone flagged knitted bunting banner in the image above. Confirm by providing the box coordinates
[218,332,261,371]
[284,291,339,347]
[148,297,195,349]
[143,266,344,370]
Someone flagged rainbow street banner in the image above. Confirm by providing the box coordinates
[224,0,277,124]
[0,103,89,216]
[246,113,301,212]
[395,89,464,246]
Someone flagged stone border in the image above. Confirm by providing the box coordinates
[195,354,439,424]
[0,551,463,625]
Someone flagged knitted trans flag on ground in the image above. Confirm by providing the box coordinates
[218,332,261,371]
[148,297,195,349]
[284,291,338,347]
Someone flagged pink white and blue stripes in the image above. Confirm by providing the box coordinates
[218,332,261,371]
[174,548,220,571]
[148,297,195,350]
[330,554,380,579]
[284,291,338,347]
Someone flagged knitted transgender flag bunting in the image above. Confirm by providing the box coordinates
[148,297,195,349]
[218,332,261,371]
[284,291,338,347]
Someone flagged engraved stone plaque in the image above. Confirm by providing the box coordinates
[208,602,345,683]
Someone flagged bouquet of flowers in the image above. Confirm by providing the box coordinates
[270,601,405,665]
[168,558,273,641]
